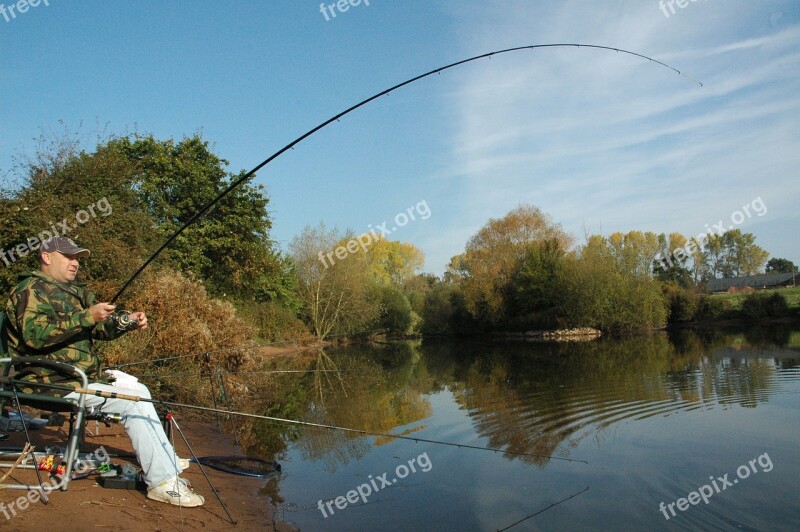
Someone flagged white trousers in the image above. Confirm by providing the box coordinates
[65,380,180,488]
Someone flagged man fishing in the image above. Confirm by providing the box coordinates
[1,237,204,507]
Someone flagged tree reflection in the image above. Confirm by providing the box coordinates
[243,326,797,473]
[434,330,792,465]
[243,344,432,472]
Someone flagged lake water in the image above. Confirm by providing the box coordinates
[252,327,800,531]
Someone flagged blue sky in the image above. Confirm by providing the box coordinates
[1,0,798,275]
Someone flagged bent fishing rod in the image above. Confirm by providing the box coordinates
[8,379,587,464]
[111,43,701,303]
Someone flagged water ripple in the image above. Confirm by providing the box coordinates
[455,355,800,462]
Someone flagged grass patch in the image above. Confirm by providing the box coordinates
[710,286,800,311]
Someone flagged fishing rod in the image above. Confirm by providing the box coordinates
[6,379,588,464]
[496,486,590,531]
[110,43,701,303]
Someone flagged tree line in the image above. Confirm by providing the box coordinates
[2,133,793,341]
[291,203,793,335]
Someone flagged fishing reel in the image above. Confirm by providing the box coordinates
[109,310,140,332]
[85,409,123,427]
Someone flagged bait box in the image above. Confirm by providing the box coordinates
[98,474,146,491]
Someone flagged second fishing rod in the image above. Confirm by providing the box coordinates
[8,378,588,465]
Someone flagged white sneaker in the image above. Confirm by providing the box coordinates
[147,476,205,507]
[168,454,190,471]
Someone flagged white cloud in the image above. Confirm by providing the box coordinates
[425,0,800,272]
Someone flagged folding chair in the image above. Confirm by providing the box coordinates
[0,356,88,493]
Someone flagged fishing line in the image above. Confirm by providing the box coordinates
[108,327,389,370]
[131,367,367,380]
[108,342,277,370]
[496,486,590,531]
[111,43,701,303]
[5,379,588,464]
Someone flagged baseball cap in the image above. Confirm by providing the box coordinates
[40,237,90,258]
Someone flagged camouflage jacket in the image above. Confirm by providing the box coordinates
[3,271,126,395]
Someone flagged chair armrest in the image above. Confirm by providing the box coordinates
[0,357,89,389]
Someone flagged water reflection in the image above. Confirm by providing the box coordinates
[249,328,797,469]
[243,345,433,471]
[444,334,790,466]
[245,328,800,530]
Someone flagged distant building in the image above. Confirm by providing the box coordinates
[707,272,799,293]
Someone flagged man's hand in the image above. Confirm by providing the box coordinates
[128,311,148,329]
[89,303,116,323]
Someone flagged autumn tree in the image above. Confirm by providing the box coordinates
[724,230,769,277]
[703,230,769,278]
[364,237,425,287]
[653,232,694,287]
[289,223,381,338]
[360,237,426,334]
[443,253,468,284]
[607,230,661,277]
[457,205,573,326]
[703,234,725,279]
[559,236,668,330]
[687,236,710,283]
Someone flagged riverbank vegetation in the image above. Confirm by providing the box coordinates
[2,131,797,376]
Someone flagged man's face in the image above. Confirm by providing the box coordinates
[42,251,81,283]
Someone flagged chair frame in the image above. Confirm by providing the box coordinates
[0,356,87,493]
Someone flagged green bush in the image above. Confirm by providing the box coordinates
[742,293,767,319]
[662,284,698,323]
[420,285,455,335]
[558,255,668,331]
[695,295,727,320]
[741,292,789,320]
[377,286,414,335]
[502,310,559,331]
[765,292,790,318]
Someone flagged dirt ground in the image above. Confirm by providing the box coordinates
[0,416,297,531]
[0,343,329,531]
